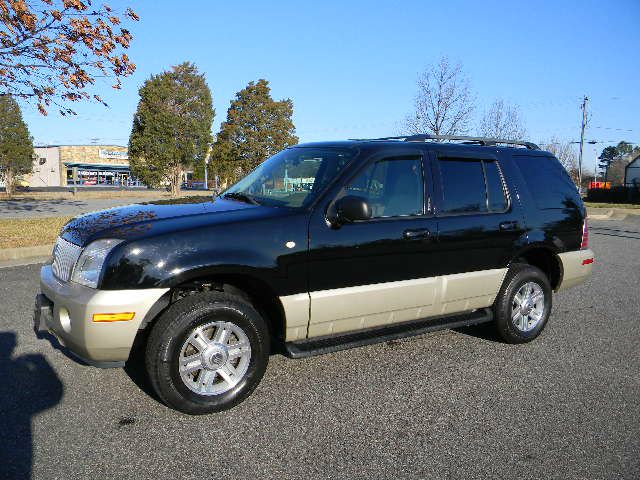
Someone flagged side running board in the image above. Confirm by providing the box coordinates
[284,308,493,359]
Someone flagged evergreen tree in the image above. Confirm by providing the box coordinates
[0,95,34,198]
[598,142,634,182]
[211,79,298,185]
[129,62,214,196]
[597,145,618,180]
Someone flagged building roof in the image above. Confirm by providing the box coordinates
[34,144,127,148]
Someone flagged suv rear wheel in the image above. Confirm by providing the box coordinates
[493,264,552,344]
[145,291,269,415]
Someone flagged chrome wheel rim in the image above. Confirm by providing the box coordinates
[178,321,251,396]
[511,281,545,333]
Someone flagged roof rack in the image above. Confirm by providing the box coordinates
[349,134,539,150]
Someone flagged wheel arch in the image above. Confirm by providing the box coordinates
[132,271,287,353]
[509,244,564,290]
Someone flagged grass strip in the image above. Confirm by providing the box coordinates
[0,216,72,249]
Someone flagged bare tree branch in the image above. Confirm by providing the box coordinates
[479,99,527,140]
[403,57,475,136]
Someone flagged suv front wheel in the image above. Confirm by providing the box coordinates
[145,291,270,415]
[493,264,552,344]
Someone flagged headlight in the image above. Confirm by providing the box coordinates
[71,239,122,288]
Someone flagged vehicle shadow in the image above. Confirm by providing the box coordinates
[0,332,64,480]
[35,329,90,367]
[453,321,503,343]
[123,332,163,405]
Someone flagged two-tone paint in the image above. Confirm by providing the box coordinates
[52,141,591,353]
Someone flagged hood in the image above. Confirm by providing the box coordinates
[60,197,280,246]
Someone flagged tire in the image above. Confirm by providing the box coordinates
[493,264,552,344]
[145,291,269,415]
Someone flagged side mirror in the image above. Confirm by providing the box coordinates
[332,195,372,225]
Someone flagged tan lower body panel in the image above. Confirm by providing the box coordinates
[280,268,507,341]
[556,249,594,291]
[280,293,311,342]
[40,265,169,362]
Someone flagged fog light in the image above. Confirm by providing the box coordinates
[59,307,72,333]
[92,312,136,322]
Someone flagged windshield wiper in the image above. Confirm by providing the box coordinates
[223,192,260,205]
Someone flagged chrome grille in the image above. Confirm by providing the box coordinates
[51,237,82,282]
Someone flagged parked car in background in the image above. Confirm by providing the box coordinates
[14,175,30,191]
[34,135,594,414]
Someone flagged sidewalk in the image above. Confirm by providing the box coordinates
[587,207,640,220]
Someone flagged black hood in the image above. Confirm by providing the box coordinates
[60,197,282,247]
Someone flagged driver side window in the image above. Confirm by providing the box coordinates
[344,157,424,218]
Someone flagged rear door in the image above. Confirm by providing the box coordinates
[429,148,525,313]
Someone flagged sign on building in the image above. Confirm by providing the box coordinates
[99,149,129,160]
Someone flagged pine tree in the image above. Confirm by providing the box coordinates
[0,95,34,198]
[212,79,298,185]
[128,62,214,196]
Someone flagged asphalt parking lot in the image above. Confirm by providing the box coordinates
[0,219,638,480]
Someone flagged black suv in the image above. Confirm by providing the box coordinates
[34,135,594,414]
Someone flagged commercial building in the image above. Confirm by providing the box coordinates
[29,145,144,188]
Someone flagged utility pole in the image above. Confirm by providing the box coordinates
[577,96,589,193]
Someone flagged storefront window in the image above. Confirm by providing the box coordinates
[66,167,144,187]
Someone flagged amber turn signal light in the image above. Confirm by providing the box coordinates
[92,312,136,322]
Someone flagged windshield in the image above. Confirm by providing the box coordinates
[223,147,355,208]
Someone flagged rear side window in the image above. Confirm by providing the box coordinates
[438,158,509,215]
[513,155,580,209]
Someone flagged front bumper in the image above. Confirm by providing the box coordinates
[35,265,168,367]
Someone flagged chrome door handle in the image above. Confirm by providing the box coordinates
[403,228,431,240]
[499,221,519,231]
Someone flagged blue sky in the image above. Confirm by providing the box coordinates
[21,0,640,172]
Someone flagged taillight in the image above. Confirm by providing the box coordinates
[581,218,589,250]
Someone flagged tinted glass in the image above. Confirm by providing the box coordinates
[514,155,580,209]
[226,147,354,208]
[484,160,508,211]
[345,157,424,218]
[439,159,487,214]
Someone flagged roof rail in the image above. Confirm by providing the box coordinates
[349,134,539,150]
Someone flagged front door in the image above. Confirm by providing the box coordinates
[307,149,439,338]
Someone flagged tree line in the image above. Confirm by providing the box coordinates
[128,64,297,195]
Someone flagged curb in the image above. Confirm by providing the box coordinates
[587,208,614,220]
[0,244,53,262]
[587,207,640,221]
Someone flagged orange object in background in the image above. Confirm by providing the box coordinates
[589,181,612,190]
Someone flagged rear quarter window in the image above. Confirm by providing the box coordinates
[513,155,581,209]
